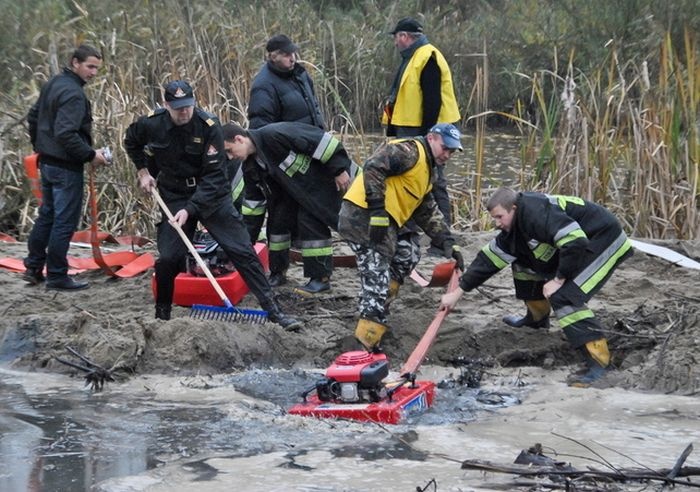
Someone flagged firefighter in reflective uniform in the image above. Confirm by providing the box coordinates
[223,121,352,294]
[338,123,465,352]
[223,123,246,213]
[440,188,633,387]
[124,80,300,330]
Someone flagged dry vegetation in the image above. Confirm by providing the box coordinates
[0,0,697,240]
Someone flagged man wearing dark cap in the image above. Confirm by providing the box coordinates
[124,80,301,330]
[383,17,462,258]
[248,34,324,129]
[245,34,327,291]
[338,123,465,352]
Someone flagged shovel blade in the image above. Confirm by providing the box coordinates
[409,261,455,288]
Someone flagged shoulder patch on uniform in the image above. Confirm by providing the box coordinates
[195,109,219,126]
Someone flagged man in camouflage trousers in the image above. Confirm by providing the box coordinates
[338,123,465,351]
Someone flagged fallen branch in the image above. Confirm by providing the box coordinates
[53,345,118,391]
[669,443,694,479]
[461,459,700,486]
[461,441,700,489]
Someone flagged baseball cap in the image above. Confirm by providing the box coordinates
[389,17,424,35]
[429,123,463,151]
[266,34,298,54]
[164,80,195,109]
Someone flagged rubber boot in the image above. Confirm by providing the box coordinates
[567,338,610,388]
[503,300,551,328]
[354,318,387,352]
[385,279,401,307]
[267,303,303,332]
[155,304,172,321]
[268,270,287,287]
[294,277,330,295]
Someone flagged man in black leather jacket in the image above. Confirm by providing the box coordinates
[124,80,301,330]
[24,44,110,290]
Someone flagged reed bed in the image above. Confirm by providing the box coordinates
[0,1,697,241]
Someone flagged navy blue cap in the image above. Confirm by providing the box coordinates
[429,123,463,151]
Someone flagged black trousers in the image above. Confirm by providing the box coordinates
[155,195,274,309]
[267,184,333,280]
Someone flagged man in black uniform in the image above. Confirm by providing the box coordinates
[124,80,300,330]
[224,122,352,294]
[441,188,633,387]
[24,44,110,290]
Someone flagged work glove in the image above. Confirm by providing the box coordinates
[367,201,389,246]
[444,243,465,271]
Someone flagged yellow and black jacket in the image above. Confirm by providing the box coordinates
[382,43,460,132]
[338,137,454,258]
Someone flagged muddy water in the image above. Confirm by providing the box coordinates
[348,131,524,187]
[3,366,698,492]
[0,366,522,492]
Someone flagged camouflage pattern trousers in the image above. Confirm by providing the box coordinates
[348,232,421,324]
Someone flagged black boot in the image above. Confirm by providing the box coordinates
[269,271,287,287]
[267,304,303,332]
[46,276,89,291]
[155,304,171,320]
[22,267,45,285]
[502,311,550,329]
[294,277,330,295]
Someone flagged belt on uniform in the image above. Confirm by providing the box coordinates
[157,173,198,191]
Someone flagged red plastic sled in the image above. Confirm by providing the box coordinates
[151,242,269,307]
[288,380,435,424]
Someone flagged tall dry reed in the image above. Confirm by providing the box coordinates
[0,2,697,241]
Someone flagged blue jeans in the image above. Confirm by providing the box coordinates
[25,163,84,279]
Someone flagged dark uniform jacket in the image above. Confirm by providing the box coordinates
[28,67,95,171]
[242,122,351,231]
[459,192,628,292]
[225,157,245,212]
[338,138,454,258]
[124,107,229,220]
[248,62,325,129]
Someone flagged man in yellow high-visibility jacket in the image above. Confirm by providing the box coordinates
[382,16,461,258]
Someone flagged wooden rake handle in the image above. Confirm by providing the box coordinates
[150,188,233,309]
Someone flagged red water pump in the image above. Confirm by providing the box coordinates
[310,351,390,404]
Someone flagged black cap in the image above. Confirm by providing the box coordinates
[266,34,298,54]
[389,17,423,35]
[164,80,194,109]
